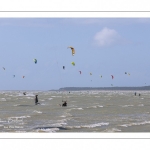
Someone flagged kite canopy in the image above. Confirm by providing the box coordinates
[33,59,37,64]
[100,75,102,78]
[22,76,25,78]
[13,75,15,77]
[79,71,82,74]
[68,46,75,56]
[90,73,92,75]
[63,66,65,69]
[71,62,75,66]
[111,75,114,79]
[2,67,5,70]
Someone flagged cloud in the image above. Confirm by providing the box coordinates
[93,27,121,47]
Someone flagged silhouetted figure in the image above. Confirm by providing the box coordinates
[62,100,67,107]
[139,93,141,96]
[35,95,39,105]
[134,92,136,96]
[23,92,26,95]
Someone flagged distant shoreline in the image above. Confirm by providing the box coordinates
[57,86,150,91]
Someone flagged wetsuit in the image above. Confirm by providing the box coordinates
[62,102,67,107]
[35,96,38,105]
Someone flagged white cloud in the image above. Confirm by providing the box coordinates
[94,27,121,47]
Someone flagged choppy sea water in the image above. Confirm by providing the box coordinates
[0,90,150,133]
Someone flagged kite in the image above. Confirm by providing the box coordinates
[63,66,65,69]
[68,46,75,56]
[100,75,102,78]
[13,75,15,78]
[111,75,114,79]
[33,59,37,64]
[79,71,82,74]
[71,62,75,66]
[2,67,5,70]
[90,73,92,75]
[22,76,25,78]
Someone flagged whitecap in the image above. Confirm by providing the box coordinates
[119,121,150,127]
[138,104,144,106]
[68,122,109,129]
[71,108,83,110]
[82,122,109,128]
[104,128,121,132]
[50,122,67,127]
[87,105,103,108]
[37,128,59,132]
[9,116,30,119]
[40,103,46,105]
[48,98,53,100]
[13,104,20,106]
[33,110,42,114]
[60,115,66,118]
[26,97,32,99]
[121,105,134,107]
[51,96,61,97]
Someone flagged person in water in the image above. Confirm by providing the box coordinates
[35,95,39,105]
[62,100,67,107]
[23,92,26,95]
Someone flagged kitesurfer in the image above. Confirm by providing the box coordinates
[35,95,39,105]
[62,100,67,107]
[23,92,26,95]
[134,92,136,96]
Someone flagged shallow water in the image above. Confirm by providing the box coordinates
[0,90,150,132]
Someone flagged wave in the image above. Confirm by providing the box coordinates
[51,96,62,97]
[33,110,42,114]
[40,103,46,105]
[119,121,150,127]
[104,128,121,132]
[67,122,109,129]
[13,104,20,106]
[8,116,30,119]
[71,108,84,110]
[121,105,134,107]
[138,104,144,107]
[87,105,103,108]
[26,97,32,99]
[36,127,60,132]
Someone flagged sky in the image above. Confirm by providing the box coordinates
[0,18,150,90]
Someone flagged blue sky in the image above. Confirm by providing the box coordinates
[0,18,150,90]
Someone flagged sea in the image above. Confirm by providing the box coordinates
[0,90,150,133]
